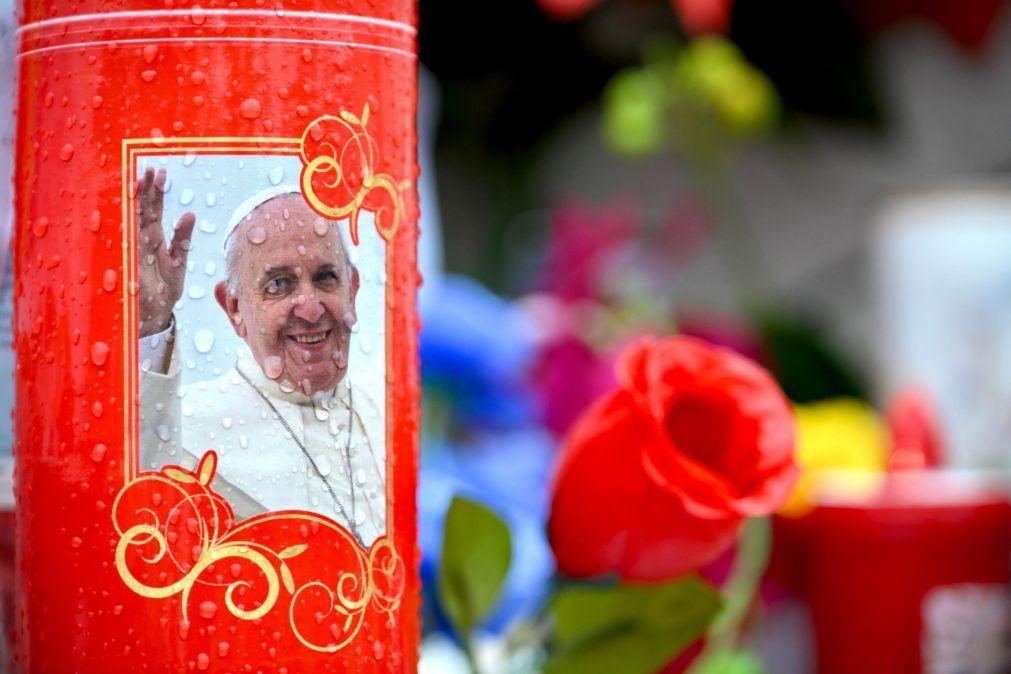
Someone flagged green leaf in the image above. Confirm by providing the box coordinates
[754,311,867,404]
[437,495,512,639]
[692,649,766,674]
[546,576,721,674]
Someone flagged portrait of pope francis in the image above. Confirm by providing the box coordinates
[136,166,386,548]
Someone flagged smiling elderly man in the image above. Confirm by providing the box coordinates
[137,167,385,547]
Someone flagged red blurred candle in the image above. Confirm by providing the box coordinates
[787,472,1010,674]
[14,1,420,671]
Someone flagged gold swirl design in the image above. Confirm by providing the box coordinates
[113,451,404,653]
[299,106,410,246]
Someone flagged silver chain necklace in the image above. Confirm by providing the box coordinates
[236,367,364,546]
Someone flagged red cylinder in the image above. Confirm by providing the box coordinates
[14,1,420,671]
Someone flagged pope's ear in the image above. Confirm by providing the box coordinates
[349,265,360,316]
[214,281,246,338]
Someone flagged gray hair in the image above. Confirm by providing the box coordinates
[223,194,353,295]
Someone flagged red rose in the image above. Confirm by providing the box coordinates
[548,336,796,581]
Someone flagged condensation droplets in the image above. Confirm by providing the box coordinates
[239,98,262,120]
[193,329,214,354]
[90,443,107,462]
[264,356,283,379]
[91,341,110,366]
[246,226,267,245]
[102,269,118,292]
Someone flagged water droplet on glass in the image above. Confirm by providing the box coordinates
[183,153,197,167]
[188,285,206,299]
[142,44,158,64]
[296,245,306,256]
[239,434,249,449]
[156,425,171,442]
[198,601,217,620]
[196,653,210,671]
[91,342,110,366]
[313,218,329,237]
[217,642,230,657]
[314,405,329,421]
[90,443,107,462]
[59,144,74,161]
[190,5,206,24]
[198,219,216,234]
[264,356,283,379]
[193,329,214,354]
[222,417,233,429]
[205,192,217,207]
[103,269,118,292]
[247,227,267,244]
[141,70,157,83]
[32,217,48,237]
[204,261,216,276]
[268,166,284,185]
[180,188,194,205]
[314,454,331,476]
[342,312,355,329]
[239,98,262,119]
[91,95,103,109]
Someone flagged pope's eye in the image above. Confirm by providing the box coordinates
[313,271,340,288]
[264,277,292,295]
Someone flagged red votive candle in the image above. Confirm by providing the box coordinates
[15,1,420,670]
[793,471,1010,674]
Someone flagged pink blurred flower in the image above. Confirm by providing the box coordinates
[540,199,638,302]
[530,335,616,437]
[678,313,765,364]
[886,389,944,470]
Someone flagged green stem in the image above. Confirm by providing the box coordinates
[691,516,772,667]
[461,634,483,674]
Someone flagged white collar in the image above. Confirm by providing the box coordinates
[234,355,351,410]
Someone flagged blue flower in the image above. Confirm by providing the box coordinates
[420,275,538,429]
[419,427,556,634]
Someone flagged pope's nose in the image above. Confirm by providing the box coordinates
[291,292,326,323]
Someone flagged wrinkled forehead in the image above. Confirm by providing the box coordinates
[229,194,349,263]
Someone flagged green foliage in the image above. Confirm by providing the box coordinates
[755,312,867,403]
[603,69,667,157]
[545,576,722,674]
[602,37,780,160]
[692,649,766,674]
[437,495,513,639]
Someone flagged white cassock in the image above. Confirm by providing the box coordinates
[139,329,386,547]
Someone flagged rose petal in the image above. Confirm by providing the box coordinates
[550,390,743,581]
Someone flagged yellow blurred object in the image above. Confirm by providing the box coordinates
[780,399,889,517]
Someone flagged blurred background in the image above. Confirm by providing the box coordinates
[413,0,1011,671]
[2,0,1011,672]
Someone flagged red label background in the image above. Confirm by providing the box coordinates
[14,9,420,673]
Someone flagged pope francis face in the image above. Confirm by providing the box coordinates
[214,193,359,395]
